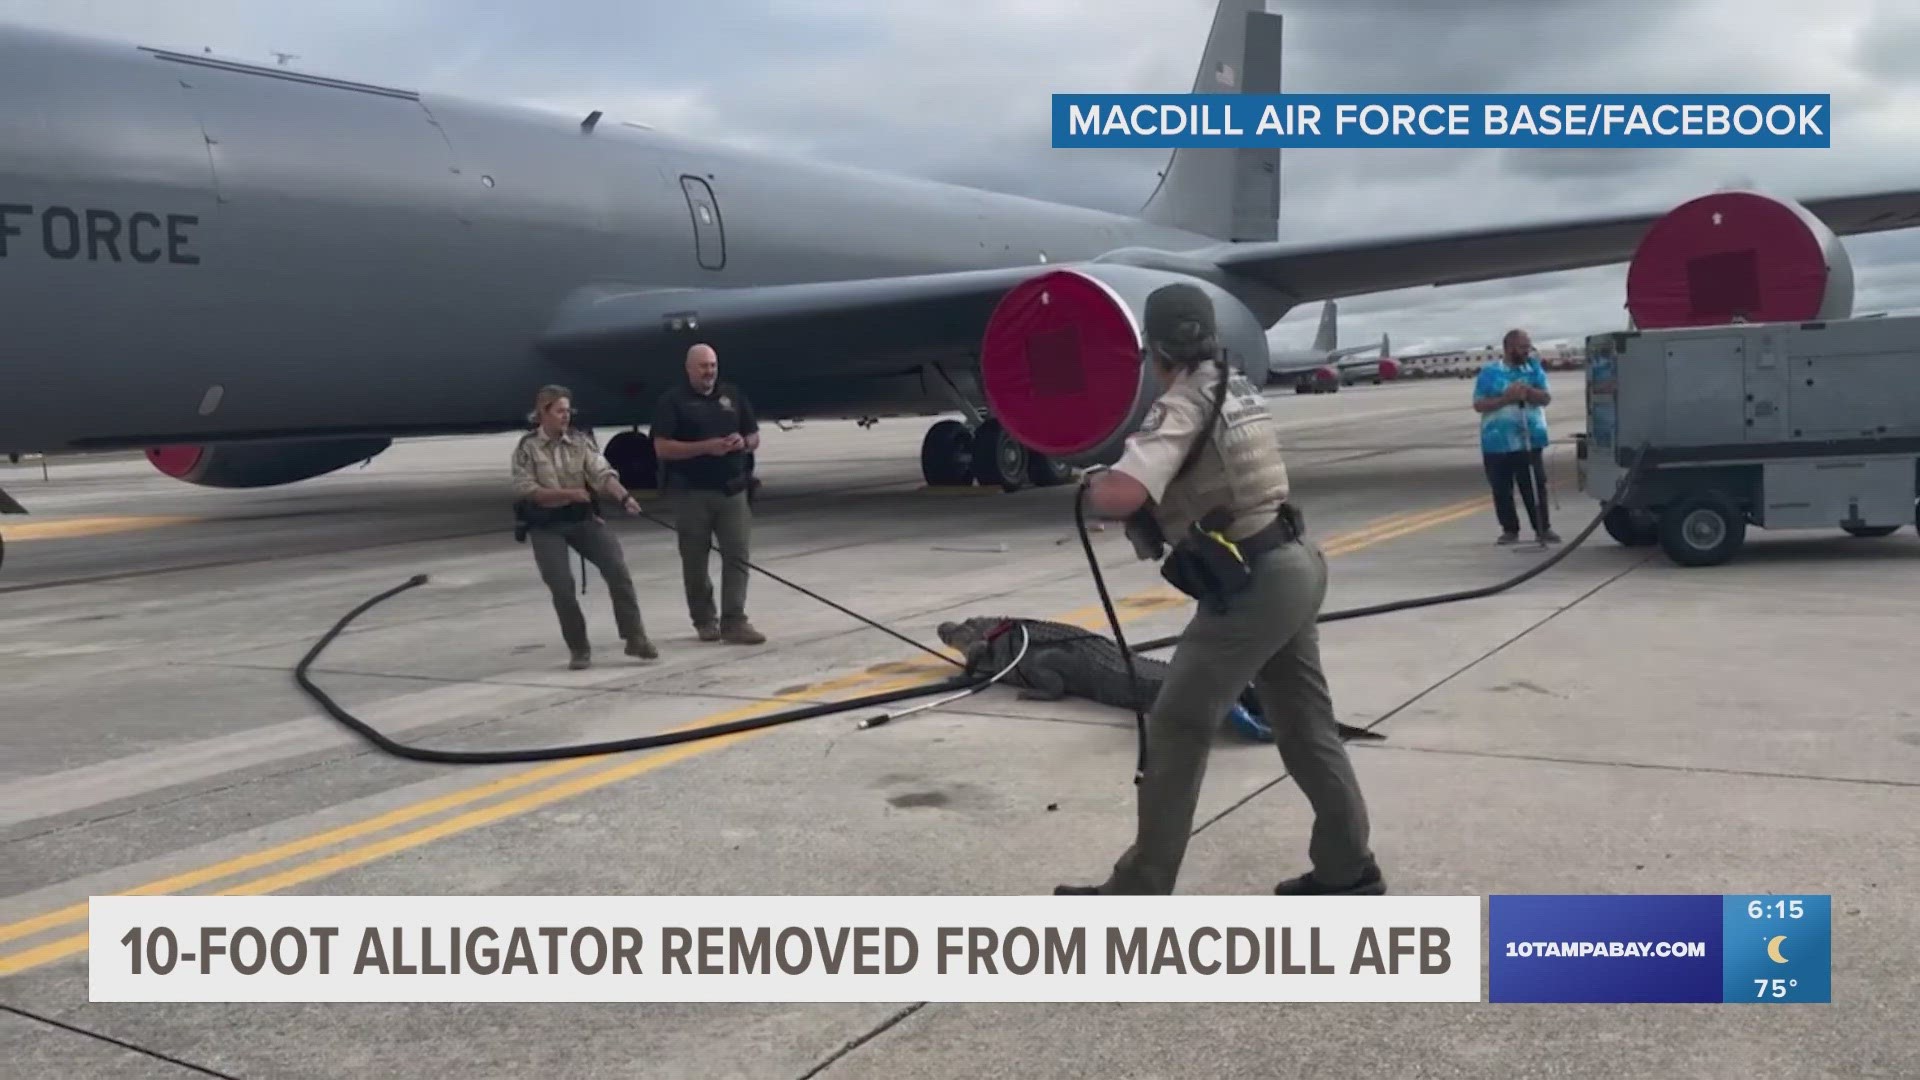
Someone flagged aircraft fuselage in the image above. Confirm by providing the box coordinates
[0,24,1217,454]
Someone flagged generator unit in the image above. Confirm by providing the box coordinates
[1576,316,1920,566]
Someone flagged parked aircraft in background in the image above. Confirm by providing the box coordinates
[7,0,1920,579]
[1264,300,1396,393]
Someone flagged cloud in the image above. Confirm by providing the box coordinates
[8,0,1920,354]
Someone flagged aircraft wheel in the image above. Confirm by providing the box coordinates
[919,419,974,487]
[603,431,658,491]
[970,418,1029,492]
[1026,453,1072,488]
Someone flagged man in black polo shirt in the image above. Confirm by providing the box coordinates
[653,344,766,644]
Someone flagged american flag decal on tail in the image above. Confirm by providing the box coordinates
[1214,61,1237,88]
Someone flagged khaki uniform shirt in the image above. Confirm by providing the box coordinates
[1110,359,1291,542]
[510,428,621,501]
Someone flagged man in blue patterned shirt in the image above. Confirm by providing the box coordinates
[1472,329,1560,545]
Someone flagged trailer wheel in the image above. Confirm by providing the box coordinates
[1841,524,1898,538]
[1603,506,1659,547]
[1658,492,1745,567]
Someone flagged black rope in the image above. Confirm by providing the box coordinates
[1075,484,1149,785]
[626,503,962,670]
[293,572,984,764]
[0,1001,243,1080]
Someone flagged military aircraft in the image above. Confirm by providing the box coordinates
[5,0,1920,554]
[1266,300,1394,393]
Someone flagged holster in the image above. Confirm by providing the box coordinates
[1158,505,1303,612]
[512,497,593,542]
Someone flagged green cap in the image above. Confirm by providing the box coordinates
[1143,282,1216,347]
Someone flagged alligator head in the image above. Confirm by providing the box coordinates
[936,616,1014,655]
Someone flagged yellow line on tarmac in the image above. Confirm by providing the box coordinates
[0,497,1486,977]
[0,670,934,977]
[1322,496,1487,555]
[0,515,202,542]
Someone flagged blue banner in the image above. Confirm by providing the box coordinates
[1051,94,1831,148]
[1722,894,1831,1003]
[1488,894,1831,1003]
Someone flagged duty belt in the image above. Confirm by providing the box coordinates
[1232,502,1304,557]
[1161,503,1303,611]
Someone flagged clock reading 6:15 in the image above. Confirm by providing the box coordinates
[1748,899,1805,919]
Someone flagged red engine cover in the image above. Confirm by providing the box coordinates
[1377,358,1400,380]
[978,269,1144,458]
[1625,191,1849,329]
[146,445,206,479]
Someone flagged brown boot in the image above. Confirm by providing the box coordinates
[720,619,765,645]
[625,637,658,661]
[695,623,721,642]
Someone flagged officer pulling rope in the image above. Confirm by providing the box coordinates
[1054,283,1386,898]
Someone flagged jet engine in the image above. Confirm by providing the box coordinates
[1626,190,1853,330]
[1377,357,1401,381]
[977,265,1271,467]
[146,437,392,488]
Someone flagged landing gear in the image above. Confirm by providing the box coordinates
[602,431,658,492]
[920,419,974,487]
[918,416,1071,492]
[969,417,1030,491]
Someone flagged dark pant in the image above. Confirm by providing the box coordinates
[1484,449,1549,534]
[1098,539,1375,895]
[530,519,646,655]
[673,487,752,628]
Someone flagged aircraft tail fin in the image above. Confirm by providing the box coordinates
[1380,332,1390,356]
[1139,0,1281,243]
[1311,300,1337,353]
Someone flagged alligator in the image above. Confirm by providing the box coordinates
[935,616,1383,743]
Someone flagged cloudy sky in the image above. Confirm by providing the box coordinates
[10,0,1920,355]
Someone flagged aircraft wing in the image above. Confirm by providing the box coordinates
[1202,187,1920,303]
[538,265,1052,374]
[539,187,1920,379]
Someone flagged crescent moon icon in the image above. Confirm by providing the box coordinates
[1767,935,1789,964]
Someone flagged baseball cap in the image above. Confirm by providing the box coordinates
[1143,282,1217,346]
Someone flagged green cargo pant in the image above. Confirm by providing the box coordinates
[529,519,647,655]
[673,486,752,629]
[1097,537,1375,894]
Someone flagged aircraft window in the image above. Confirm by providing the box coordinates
[482,175,495,188]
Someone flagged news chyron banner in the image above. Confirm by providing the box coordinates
[1489,894,1831,1003]
[1050,94,1831,148]
[89,895,1481,1003]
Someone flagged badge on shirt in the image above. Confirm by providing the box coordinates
[718,395,734,411]
[1139,400,1167,433]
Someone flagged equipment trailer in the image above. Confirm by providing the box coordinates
[1576,317,1920,567]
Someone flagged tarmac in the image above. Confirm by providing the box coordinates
[3,378,1917,1079]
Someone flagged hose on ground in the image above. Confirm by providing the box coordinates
[293,445,1648,766]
